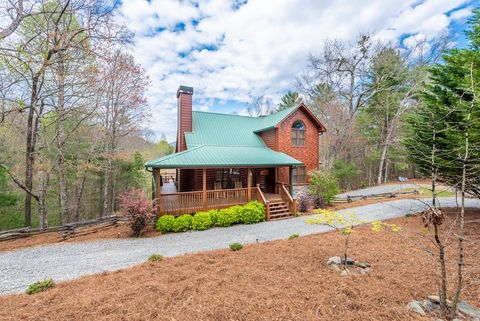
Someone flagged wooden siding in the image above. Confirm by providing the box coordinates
[259,129,276,149]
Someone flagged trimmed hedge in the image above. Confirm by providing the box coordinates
[238,201,265,224]
[216,206,240,227]
[173,214,193,232]
[155,201,266,233]
[156,215,175,233]
[192,211,213,230]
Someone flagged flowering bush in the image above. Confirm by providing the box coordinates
[306,209,400,269]
[120,189,153,237]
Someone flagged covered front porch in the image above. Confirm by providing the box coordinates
[145,145,302,220]
[151,166,297,220]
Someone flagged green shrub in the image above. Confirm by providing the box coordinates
[288,233,299,240]
[192,211,213,230]
[26,279,55,295]
[172,214,193,232]
[229,242,243,251]
[216,207,239,227]
[208,209,219,225]
[308,171,340,205]
[238,201,265,224]
[156,215,175,233]
[148,254,163,262]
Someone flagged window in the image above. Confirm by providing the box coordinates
[291,120,305,146]
[292,166,306,184]
[215,168,240,189]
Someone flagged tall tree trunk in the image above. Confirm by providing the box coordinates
[450,64,474,319]
[24,75,40,227]
[37,119,49,229]
[431,124,448,312]
[73,159,89,222]
[56,53,69,224]
[102,158,110,217]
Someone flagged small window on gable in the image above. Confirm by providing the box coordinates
[292,120,305,147]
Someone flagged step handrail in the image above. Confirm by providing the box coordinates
[256,184,270,220]
[280,183,297,215]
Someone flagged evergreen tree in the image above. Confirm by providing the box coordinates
[404,9,480,197]
[278,91,302,111]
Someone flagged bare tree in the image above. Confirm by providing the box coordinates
[247,95,275,116]
[96,49,150,216]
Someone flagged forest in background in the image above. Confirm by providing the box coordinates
[0,0,173,230]
[0,1,478,231]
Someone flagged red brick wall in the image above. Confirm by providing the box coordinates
[259,129,276,149]
[177,92,192,152]
[276,107,320,185]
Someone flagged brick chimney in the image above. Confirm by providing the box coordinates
[176,85,193,152]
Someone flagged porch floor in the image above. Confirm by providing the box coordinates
[264,193,282,201]
[160,182,177,194]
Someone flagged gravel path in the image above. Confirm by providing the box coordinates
[335,183,418,198]
[1,197,479,295]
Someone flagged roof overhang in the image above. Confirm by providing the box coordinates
[145,145,303,170]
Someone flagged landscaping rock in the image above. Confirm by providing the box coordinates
[329,264,341,271]
[340,269,351,276]
[458,300,480,319]
[341,257,355,265]
[427,295,451,306]
[421,299,440,312]
[407,300,426,316]
[355,262,371,268]
[359,267,372,275]
[327,256,342,265]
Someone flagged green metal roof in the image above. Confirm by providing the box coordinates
[145,103,324,169]
[185,105,298,148]
[145,145,302,169]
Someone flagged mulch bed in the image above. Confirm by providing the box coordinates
[0,208,478,321]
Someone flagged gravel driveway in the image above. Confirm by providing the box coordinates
[336,183,418,198]
[0,197,479,295]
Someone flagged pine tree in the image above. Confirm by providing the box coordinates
[278,91,302,111]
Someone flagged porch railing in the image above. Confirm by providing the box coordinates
[158,187,261,216]
[280,183,297,215]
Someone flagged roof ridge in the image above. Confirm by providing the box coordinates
[193,110,256,119]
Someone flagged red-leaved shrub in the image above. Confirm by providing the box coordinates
[120,189,153,237]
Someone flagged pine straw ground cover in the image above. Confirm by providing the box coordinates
[0,209,479,321]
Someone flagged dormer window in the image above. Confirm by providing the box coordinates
[292,120,305,146]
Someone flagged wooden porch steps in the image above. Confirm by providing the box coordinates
[268,200,293,220]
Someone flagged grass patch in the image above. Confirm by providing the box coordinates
[229,243,243,251]
[288,233,300,240]
[26,279,55,295]
[148,254,163,262]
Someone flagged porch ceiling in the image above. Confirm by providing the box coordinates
[145,145,303,169]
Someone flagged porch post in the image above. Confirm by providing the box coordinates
[247,168,252,201]
[202,168,207,210]
[156,168,162,216]
[289,166,294,196]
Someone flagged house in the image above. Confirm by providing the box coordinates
[145,86,326,220]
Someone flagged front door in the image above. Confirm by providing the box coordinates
[254,168,275,193]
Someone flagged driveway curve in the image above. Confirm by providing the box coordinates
[0,197,479,295]
[335,183,418,198]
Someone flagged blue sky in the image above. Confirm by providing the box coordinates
[115,0,478,141]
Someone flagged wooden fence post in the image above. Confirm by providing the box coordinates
[202,168,207,210]
[247,168,252,201]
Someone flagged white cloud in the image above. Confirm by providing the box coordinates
[115,0,472,141]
